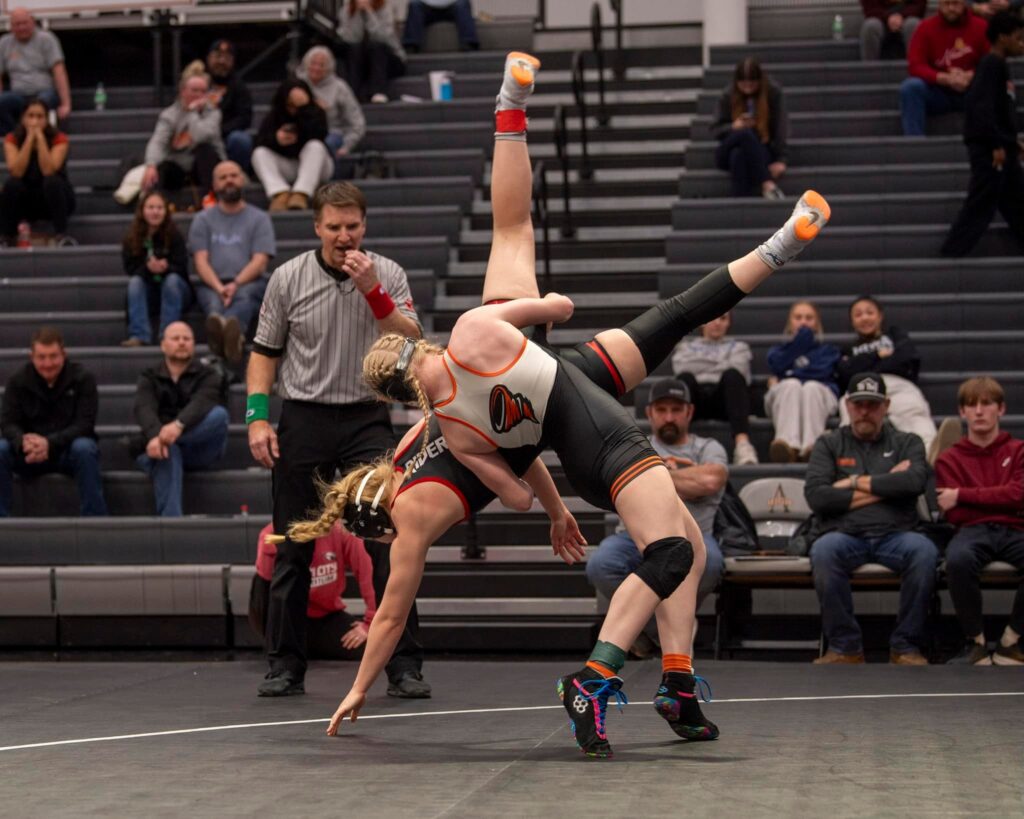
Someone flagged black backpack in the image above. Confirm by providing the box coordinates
[713,482,760,555]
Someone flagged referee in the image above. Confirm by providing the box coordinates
[246,181,430,698]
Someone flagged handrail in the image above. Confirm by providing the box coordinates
[610,0,625,80]
[552,104,575,238]
[589,2,609,127]
[569,51,593,182]
[532,160,553,288]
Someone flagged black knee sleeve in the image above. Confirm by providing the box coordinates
[622,265,745,372]
[632,536,694,600]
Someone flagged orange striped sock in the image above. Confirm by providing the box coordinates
[662,653,693,675]
[585,660,617,679]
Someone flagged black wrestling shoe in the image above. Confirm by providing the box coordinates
[387,670,432,698]
[653,672,719,741]
[257,670,305,697]
[947,641,992,666]
[556,667,628,758]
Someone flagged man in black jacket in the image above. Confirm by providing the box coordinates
[804,373,938,665]
[206,38,254,171]
[941,11,1024,256]
[135,321,229,516]
[0,327,107,516]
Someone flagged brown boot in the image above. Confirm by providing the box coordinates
[286,192,309,210]
[890,650,929,666]
[812,650,865,665]
[269,191,291,211]
[222,316,244,365]
[204,314,225,358]
[769,439,796,463]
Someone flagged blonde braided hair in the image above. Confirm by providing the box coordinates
[363,333,444,466]
[265,456,398,544]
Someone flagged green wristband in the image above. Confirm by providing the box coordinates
[246,393,270,424]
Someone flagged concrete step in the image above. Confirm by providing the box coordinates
[456,223,669,263]
[678,163,969,198]
[710,39,861,66]
[694,108,971,140]
[749,3,862,42]
[696,83,902,116]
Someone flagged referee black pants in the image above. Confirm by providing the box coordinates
[266,399,424,682]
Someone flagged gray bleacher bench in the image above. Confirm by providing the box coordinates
[0,567,55,646]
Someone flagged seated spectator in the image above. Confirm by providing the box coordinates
[967,0,1024,18]
[711,58,788,199]
[250,522,377,660]
[121,191,191,347]
[860,1,925,60]
[899,0,988,136]
[188,160,275,364]
[805,373,937,665]
[251,79,332,210]
[936,376,1024,666]
[837,295,937,453]
[142,61,225,198]
[940,12,1024,258]
[0,327,107,516]
[296,46,366,172]
[402,0,479,53]
[1,96,75,246]
[205,39,254,172]
[134,322,229,516]
[0,7,71,135]
[671,312,758,465]
[586,378,727,653]
[338,0,407,103]
[765,301,840,463]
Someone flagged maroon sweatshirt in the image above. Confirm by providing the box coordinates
[907,8,989,85]
[935,431,1024,530]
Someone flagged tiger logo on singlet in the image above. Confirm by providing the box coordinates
[489,384,539,434]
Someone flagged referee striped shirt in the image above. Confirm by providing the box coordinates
[253,249,420,405]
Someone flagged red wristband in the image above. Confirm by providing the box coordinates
[365,283,396,319]
[495,109,527,133]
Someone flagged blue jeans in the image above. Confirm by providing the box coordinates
[810,530,938,654]
[136,405,229,516]
[195,278,267,332]
[126,273,192,343]
[402,0,479,49]
[714,128,773,197]
[225,130,254,173]
[0,436,107,516]
[0,89,59,135]
[899,77,965,136]
[585,529,724,641]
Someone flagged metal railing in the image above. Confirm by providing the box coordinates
[532,160,553,288]
[589,2,609,127]
[568,51,594,183]
[609,0,626,81]
[552,103,576,239]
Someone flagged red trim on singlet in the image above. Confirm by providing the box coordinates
[586,340,625,397]
[393,418,426,467]
[394,477,471,522]
[609,455,664,504]
[433,410,500,449]
[484,299,510,305]
[446,336,528,378]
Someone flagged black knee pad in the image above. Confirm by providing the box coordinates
[632,536,694,600]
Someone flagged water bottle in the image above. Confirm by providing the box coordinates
[93,82,107,111]
[439,74,453,101]
[831,14,844,41]
[16,221,32,250]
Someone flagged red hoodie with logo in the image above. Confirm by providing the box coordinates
[935,431,1024,530]
[256,523,377,622]
[907,8,988,84]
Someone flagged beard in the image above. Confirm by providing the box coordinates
[217,185,242,203]
[656,423,682,445]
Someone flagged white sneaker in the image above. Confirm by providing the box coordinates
[733,439,759,465]
[370,93,389,104]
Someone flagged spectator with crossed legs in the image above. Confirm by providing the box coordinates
[278,53,832,758]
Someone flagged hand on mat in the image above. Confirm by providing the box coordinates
[326,690,366,735]
[550,510,587,565]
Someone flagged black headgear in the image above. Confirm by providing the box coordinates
[341,471,395,540]
[377,337,419,405]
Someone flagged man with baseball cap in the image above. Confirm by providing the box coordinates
[205,38,254,170]
[586,377,728,654]
[803,372,939,665]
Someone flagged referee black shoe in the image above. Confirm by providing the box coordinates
[257,670,305,697]
[653,672,719,741]
[386,671,432,698]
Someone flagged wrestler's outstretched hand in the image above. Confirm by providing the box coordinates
[326,690,366,735]
[550,510,588,565]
